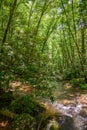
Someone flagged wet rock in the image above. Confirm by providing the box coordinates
[45,114,74,130]
[74,115,87,130]
[58,116,75,130]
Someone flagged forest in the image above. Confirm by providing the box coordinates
[0,0,87,130]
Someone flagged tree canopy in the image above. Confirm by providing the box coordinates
[0,0,87,94]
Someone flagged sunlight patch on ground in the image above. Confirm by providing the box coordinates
[9,81,34,96]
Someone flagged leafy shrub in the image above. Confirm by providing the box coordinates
[80,83,87,89]
[70,78,85,87]
[0,91,13,108]
[11,113,36,130]
[9,95,45,117]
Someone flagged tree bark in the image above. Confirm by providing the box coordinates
[2,0,17,43]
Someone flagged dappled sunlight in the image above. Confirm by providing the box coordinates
[76,94,87,105]
[64,82,72,89]
[0,121,8,127]
[0,120,9,130]
[9,81,34,96]
[0,0,87,129]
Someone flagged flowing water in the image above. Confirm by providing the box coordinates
[51,82,87,130]
[0,81,87,130]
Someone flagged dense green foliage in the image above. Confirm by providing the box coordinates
[0,0,87,93]
[9,95,44,115]
[0,1,87,129]
[0,0,87,130]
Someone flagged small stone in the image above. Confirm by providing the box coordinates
[50,119,60,130]
[79,109,87,118]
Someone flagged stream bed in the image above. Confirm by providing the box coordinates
[51,82,87,130]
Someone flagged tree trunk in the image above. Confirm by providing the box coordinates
[2,0,17,43]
